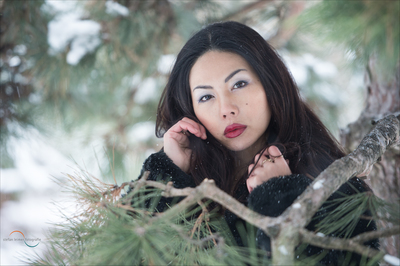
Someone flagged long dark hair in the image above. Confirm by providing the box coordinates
[156,21,345,199]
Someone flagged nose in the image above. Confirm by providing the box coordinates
[220,98,238,119]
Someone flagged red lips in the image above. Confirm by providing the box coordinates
[224,123,247,138]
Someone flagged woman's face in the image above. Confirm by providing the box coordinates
[189,51,271,152]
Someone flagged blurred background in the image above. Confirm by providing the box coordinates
[1,0,398,264]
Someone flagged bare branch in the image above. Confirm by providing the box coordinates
[352,225,400,244]
[299,226,400,260]
[278,115,400,228]
[134,179,276,234]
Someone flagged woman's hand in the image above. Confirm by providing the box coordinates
[164,117,207,173]
[246,145,292,193]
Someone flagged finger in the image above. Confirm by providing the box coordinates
[254,153,264,165]
[246,173,264,193]
[263,145,283,158]
[262,155,292,176]
[248,163,257,176]
[168,120,201,138]
[181,118,207,139]
[246,178,254,193]
[256,154,273,168]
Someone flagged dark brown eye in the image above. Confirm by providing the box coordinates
[233,81,248,89]
[199,94,213,103]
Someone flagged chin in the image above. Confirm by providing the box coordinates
[225,142,253,152]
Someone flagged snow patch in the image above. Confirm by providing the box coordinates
[14,44,27,55]
[384,254,400,266]
[292,203,301,209]
[278,245,288,255]
[134,78,158,104]
[47,10,101,65]
[283,56,308,86]
[157,54,176,75]
[2,125,71,192]
[313,60,337,78]
[313,179,324,189]
[66,31,101,65]
[9,56,21,67]
[128,121,156,143]
[105,0,129,17]
[316,232,325,237]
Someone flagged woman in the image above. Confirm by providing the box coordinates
[133,21,378,264]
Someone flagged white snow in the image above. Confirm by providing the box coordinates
[9,56,21,67]
[126,73,142,88]
[384,254,400,266]
[288,62,308,85]
[283,52,337,87]
[313,179,325,189]
[134,78,158,104]
[105,0,129,17]
[313,60,337,78]
[28,93,42,104]
[66,32,101,65]
[14,73,29,85]
[316,82,342,105]
[0,124,74,265]
[316,232,325,237]
[292,203,301,209]
[157,54,176,75]
[278,245,289,255]
[3,125,71,192]
[47,5,101,65]
[14,44,27,55]
[128,121,156,143]
[1,70,10,82]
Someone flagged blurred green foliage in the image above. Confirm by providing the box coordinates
[299,1,399,80]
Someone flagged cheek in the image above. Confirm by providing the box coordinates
[194,107,216,133]
[192,99,206,127]
[247,93,270,120]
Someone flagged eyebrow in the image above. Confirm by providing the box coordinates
[192,69,247,91]
[225,69,247,83]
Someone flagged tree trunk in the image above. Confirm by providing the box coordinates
[340,56,400,258]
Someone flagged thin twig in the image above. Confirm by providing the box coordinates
[299,228,383,259]
[352,225,400,244]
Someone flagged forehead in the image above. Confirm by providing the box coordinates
[189,51,252,83]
